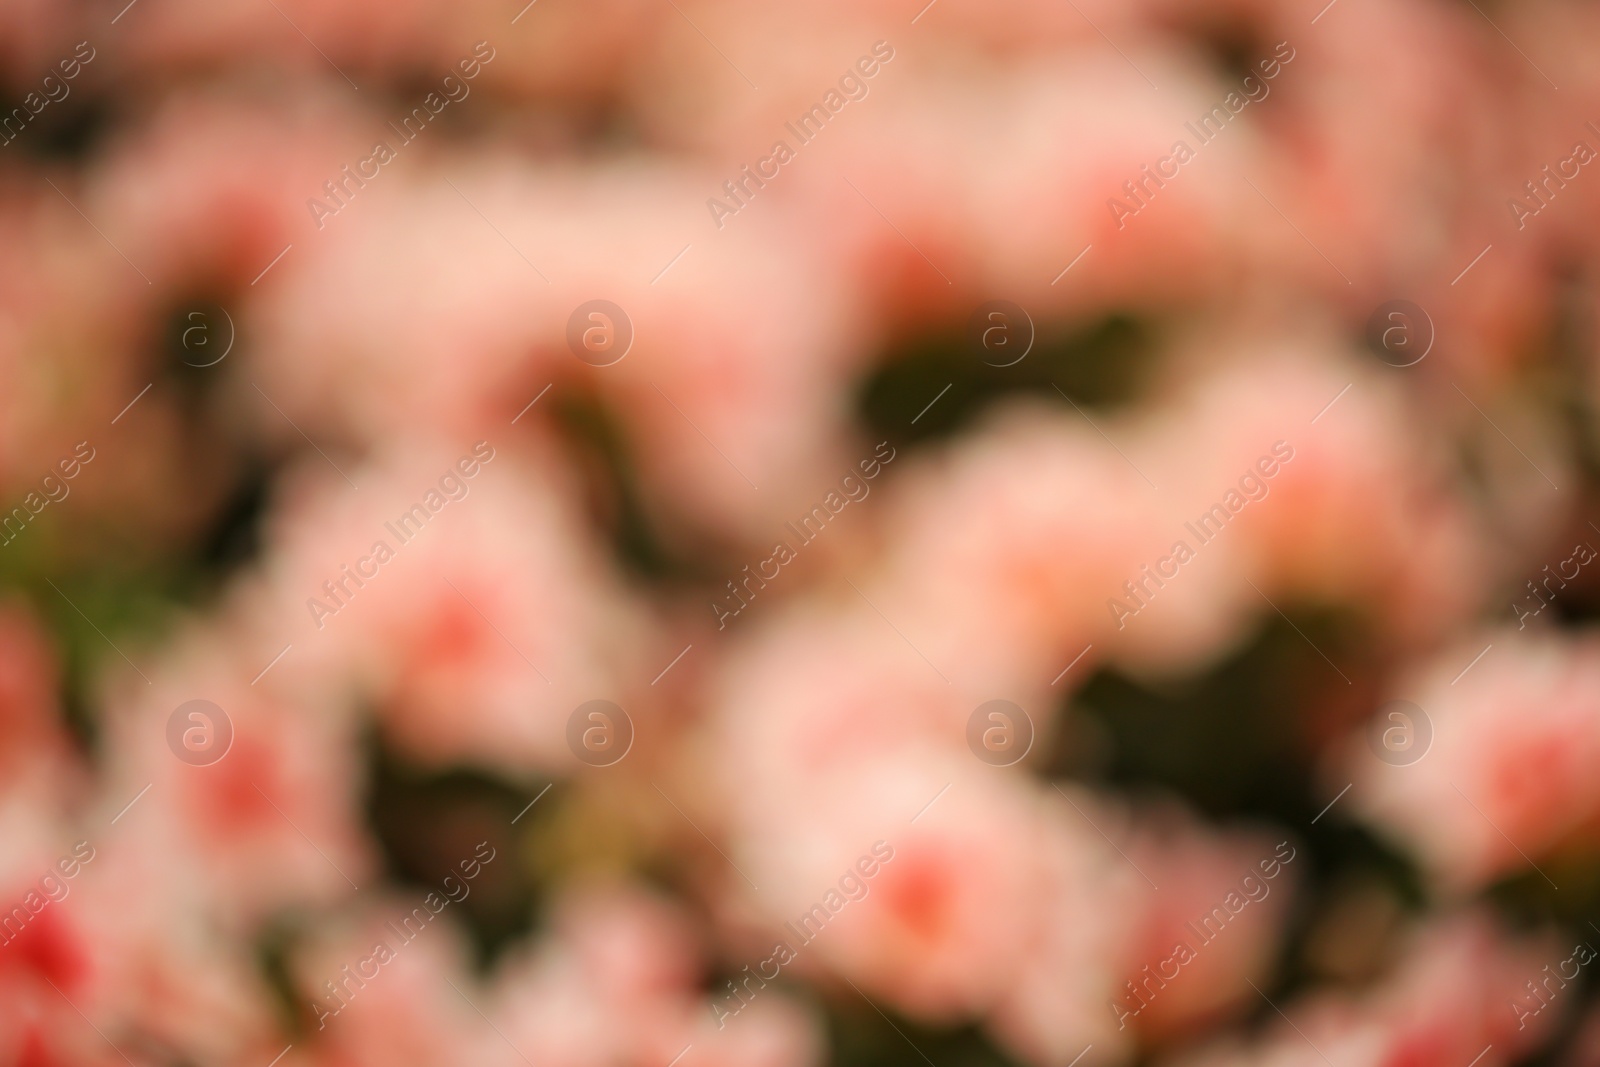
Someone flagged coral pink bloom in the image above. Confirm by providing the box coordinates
[0,801,279,1065]
[1168,913,1561,1067]
[988,787,1146,1067]
[1134,336,1485,654]
[293,904,486,1067]
[89,86,365,294]
[484,882,819,1067]
[992,790,1296,1065]
[1114,804,1296,1039]
[724,749,1053,1022]
[97,619,371,923]
[871,403,1153,691]
[58,835,283,1065]
[246,159,873,541]
[258,441,654,775]
[703,605,989,826]
[1345,630,1600,892]
[0,799,104,1066]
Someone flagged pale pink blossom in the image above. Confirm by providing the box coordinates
[89,86,365,293]
[1133,336,1486,655]
[96,618,372,923]
[702,606,990,824]
[988,788,1147,1067]
[869,402,1153,691]
[723,748,1054,1023]
[291,904,486,1067]
[1343,630,1600,892]
[483,882,820,1067]
[0,797,279,1065]
[57,835,284,1065]
[246,160,874,539]
[1166,913,1562,1067]
[1114,804,1296,1039]
[255,441,655,775]
[992,791,1297,1065]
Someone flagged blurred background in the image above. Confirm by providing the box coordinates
[5,0,1600,1064]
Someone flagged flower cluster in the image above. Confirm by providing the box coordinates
[4,0,1600,1065]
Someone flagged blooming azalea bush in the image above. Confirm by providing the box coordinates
[4,1,1600,1065]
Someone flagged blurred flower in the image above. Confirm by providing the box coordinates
[98,617,372,923]
[484,882,820,1067]
[1166,912,1562,1067]
[257,441,655,776]
[1344,629,1600,892]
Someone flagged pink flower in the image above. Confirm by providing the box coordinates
[1227,0,1526,306]
[246,159,874,540]
[988,788,1146,1067]
[97,617,372,922]
[1343,629,1600,892]
[292,903,487,1067]
[483,882,820,1067]
[1113,804,1296,1039]
[958,51,1269,319]
[869,402,1151,690]
[992,791,1297,1064]
[256,440,655,775]
[89,86,365,293]
[720,746,1055,1023]
[702,606,978,824]
[0,797,277,1065]
[1128,337,1486,659]
[1166,913,1562,1067]
[51,834,283,1065]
